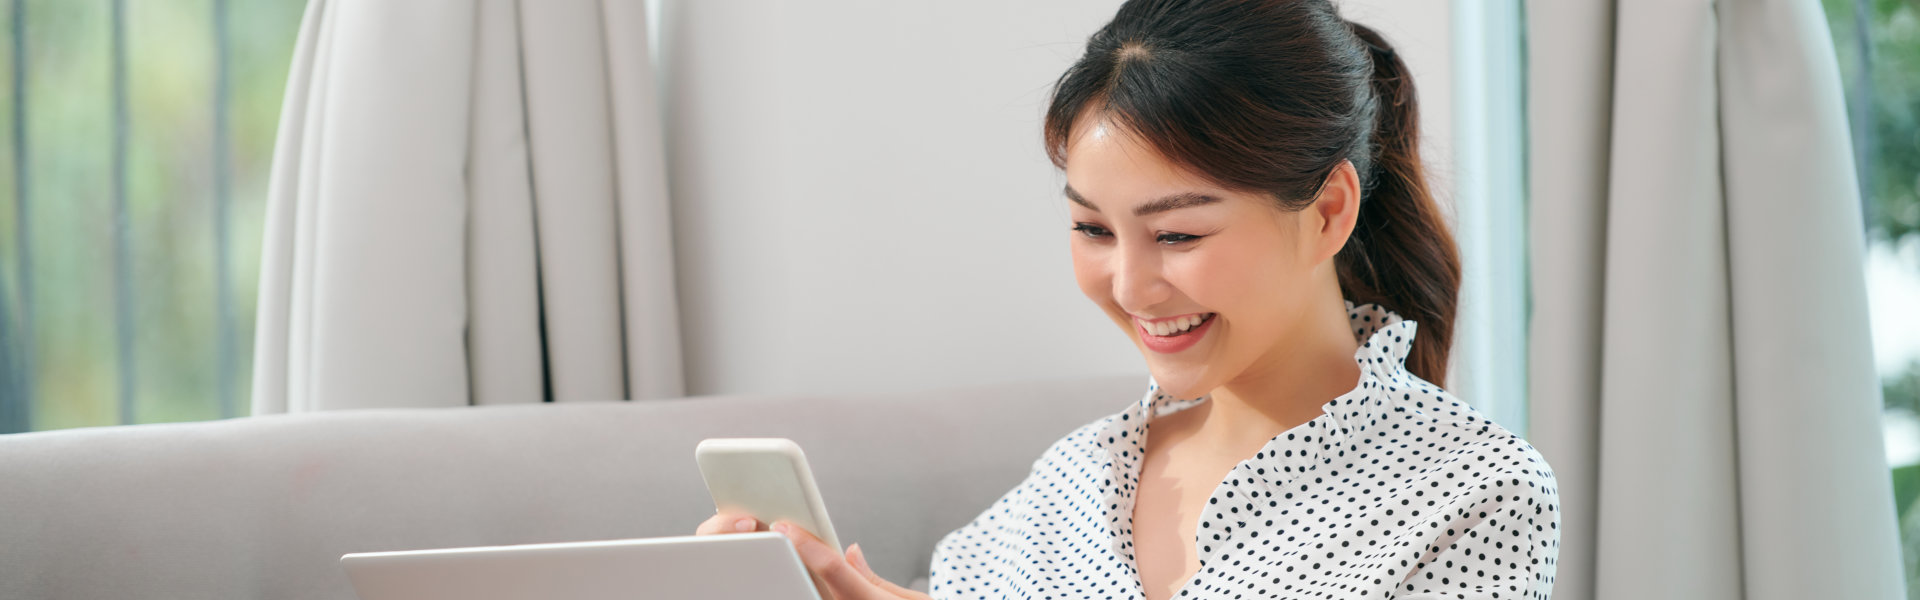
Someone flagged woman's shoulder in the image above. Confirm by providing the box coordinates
[1372,375,1557,484]
[1020,404,1133,476]
[1383,388,1559,504]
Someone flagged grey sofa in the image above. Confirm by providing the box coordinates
[0,374,1141,599]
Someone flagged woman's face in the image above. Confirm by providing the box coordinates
[1063,116,1354,400]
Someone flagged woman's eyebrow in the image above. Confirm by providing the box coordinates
[1064,184,1223,216]
[1064,185,1101,211]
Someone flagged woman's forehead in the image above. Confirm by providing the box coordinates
[1067,127,1216,199]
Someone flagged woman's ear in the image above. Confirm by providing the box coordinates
[1310,160,1362,261]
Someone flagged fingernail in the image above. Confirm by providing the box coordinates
[771,522,790,535]
[733,518,757,532]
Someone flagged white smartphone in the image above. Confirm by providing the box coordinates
[695,438,841,552]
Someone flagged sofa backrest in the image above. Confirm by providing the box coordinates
[0,375,1140,599]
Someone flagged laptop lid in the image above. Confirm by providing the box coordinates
[341,532,821,600]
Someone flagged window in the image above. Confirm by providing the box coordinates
[1820,0,1920,594]
[1450,0,1529,436]
[0,0,306,432]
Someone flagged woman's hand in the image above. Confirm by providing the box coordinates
[694,510,766,535]
[770,520,933,600]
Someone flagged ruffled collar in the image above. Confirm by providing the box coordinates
[1086,301,1445,575]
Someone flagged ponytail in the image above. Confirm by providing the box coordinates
[1340,22,1462,386]
[1043,1,1463,386]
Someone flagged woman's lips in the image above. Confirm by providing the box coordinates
[1137,313,1216,354]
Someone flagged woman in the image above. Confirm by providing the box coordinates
[696,0,1561,598]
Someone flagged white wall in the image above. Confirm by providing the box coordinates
[649,0,1463,398]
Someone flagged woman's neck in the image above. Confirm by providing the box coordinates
[1192,300,1363,457]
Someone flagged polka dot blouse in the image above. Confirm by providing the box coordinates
[928,303,1560,599]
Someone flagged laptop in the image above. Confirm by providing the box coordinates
[341,532,821,600]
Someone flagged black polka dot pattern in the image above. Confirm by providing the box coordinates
[929,303,1560,599]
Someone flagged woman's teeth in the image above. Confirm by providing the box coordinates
[1145,313,1213,337]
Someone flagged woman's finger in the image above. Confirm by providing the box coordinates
[694,511,762,536]
[847,544,933,599]
[772,521,886,600]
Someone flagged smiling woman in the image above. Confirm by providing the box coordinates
[921,1,1554,598]
[726,0,1557,599]
[695,1,1557,598]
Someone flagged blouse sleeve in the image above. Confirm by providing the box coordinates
[1392,465,1561,600]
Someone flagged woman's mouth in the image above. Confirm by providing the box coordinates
[1135,312,1217,354]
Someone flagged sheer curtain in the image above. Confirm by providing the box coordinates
[1528,0,1906,598]
[250,0,683,413]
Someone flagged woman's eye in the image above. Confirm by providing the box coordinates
[1071,223,1204,245]
[1071,223,1112,239]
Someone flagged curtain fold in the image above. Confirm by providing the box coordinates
[1528,0,1907,598]
[251,0,684,413]
[1719,1,1904,596]
[1596,2,1745,597]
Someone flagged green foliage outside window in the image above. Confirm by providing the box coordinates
[0,1,305,431]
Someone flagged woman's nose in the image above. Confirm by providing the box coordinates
[1110,242,1170,313]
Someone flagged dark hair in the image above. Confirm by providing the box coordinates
[1043,0,1462,385]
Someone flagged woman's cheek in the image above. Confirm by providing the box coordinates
[1165,242,1257,312]
[1069,241,1111,305]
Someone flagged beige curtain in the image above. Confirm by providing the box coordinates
[1528,0,1906,598]
[250,0,684,413]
